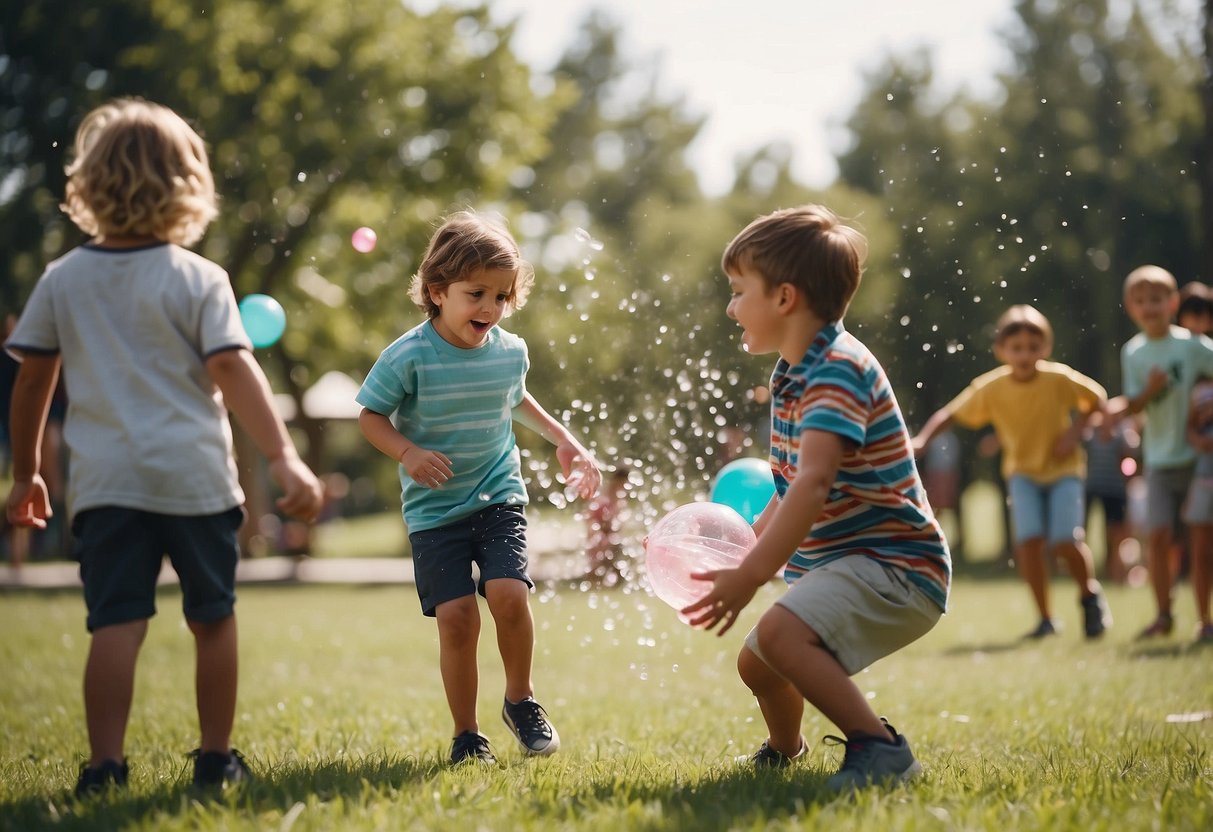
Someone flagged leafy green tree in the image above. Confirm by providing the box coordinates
[2,0,563,479]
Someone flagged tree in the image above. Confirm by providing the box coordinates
[1,0,563,478]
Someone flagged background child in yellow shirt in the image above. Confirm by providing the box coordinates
[913,305,1111,639]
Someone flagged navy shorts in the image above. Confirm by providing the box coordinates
[72,506,244,632]
[408,504,531,617]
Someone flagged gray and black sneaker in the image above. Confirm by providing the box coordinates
[738,737,807,768]
[191,747,253,788]
[74,759,129,798]
[502,696,560,756]
[1081,591,1112,638]
[825,719,922,792]
[450,731,497,765]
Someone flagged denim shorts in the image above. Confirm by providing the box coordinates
[408,504,532,617]
[73,506,244,632]
[1007,475,1085,545]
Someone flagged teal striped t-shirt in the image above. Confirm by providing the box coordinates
[356,321,530,532]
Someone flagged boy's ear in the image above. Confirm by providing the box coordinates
[775,282,799,313]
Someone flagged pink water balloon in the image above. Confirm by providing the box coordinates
[645,502,755,623]
[351,226,378,253]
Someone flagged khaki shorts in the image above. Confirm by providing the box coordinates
[745,555,942,675]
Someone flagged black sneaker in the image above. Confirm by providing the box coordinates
[450,731,497,765]
[738,737,806,768]
[74,759,128,798]
[501,696,560,756]
[190,747,253,788]
[1081,592,1112,638]
[1024,618,1058,639]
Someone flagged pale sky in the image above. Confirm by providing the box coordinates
[437,0,1203,194]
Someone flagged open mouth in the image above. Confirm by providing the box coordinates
[470,320,491,334]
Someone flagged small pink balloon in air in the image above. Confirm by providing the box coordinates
[351,226,378,253]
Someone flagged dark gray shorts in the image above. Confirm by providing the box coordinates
[72,506,244,632]
[408,504,531,617]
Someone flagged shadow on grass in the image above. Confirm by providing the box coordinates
[0,753,441,832]
[571,763,852,831]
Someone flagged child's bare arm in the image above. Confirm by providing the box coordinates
[911,407,953,457]
[685,429,845,635]
[1125,367,1170,414]
[4,353,59,528]
[205,349,323,520]
[357,407,452,488]
[513,392,602,499]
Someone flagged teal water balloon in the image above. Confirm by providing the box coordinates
[710,457,775,523]
[239,294,286,348]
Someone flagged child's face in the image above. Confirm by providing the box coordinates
[994,330,1048,380]
[429,267,516,349]
[1124,284,1177,336]
[725,265,782,355]
[1179,310,1213,336]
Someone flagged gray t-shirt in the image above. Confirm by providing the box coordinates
[6,242,251,517]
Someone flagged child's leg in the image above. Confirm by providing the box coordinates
[434,595,482,734]
[1014,537,1051,620]
[737,644,804,756]
[1190,523,1213,627]
[1055,540,1098,595]
[188,614,238,753]
[83,619,148,765]
[484,578,534,702]
[754,607,889,741]
[1007,477,1051,620]
[1147,525,1175,617]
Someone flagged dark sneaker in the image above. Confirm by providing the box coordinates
[1137,614,1174,639]
[74,759,128,798]
[1195,623,1213,644]
[450,731,497,765]
[502,696,560,756]
[1024,618,1058,639]
[738,737,807,768]
[191,748,253,788]
[825,720,922,792]
[1081,592,1112,638]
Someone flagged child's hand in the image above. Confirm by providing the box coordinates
[681,566,762,636]
[401,446,454,490]
[5,475,51,529]
[269,455,325,521]
[557,441,601,501]
[1145,367,1170,398]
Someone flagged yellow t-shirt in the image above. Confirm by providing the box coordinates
[947,361,1106,483]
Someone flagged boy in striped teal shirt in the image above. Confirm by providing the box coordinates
[686,205,950,791]
[357,211,601,765]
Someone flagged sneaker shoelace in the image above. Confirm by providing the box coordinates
[509,700,552,737]
[824,734,882,774]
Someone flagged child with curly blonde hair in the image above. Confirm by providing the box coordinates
[5,99,323,795]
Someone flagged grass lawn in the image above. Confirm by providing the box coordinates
[1,576,1210,831]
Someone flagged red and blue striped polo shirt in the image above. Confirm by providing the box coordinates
[769,321,951,611]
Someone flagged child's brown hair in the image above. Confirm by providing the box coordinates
[721,204,866,322]
[994,304,1054,350]
[62,98,217,246]
[409,211,535,318]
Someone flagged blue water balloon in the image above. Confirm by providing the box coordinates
[710,458,776,524]
[239,294,286,349]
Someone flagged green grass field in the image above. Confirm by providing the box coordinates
[1,576,1210,831]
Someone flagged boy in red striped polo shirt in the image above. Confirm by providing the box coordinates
[686,205,951,792]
